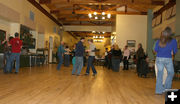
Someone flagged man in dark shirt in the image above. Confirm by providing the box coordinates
[72,37,85,76]
[7,33,22,74]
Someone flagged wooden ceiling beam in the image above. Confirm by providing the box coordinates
[51,10,147,15]
[39,0,51,4]
[42,0,164,6]
[78,5,93,10]
[108,4,124,11]
[58,18,115,22]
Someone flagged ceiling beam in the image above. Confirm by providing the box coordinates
[51,10,147,15]
[108,4,124,11]
[58,18,115,22]
[27,0,62,26]
[39,0,51,4]
[78,5,93,10]
[41,0,164,6]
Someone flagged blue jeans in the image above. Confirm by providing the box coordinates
[4,52,12,72]
[86,56,97,74]
[155,57,174,94]
[72,56,83,75]
[7,53,20,73]
[57,54,63,70]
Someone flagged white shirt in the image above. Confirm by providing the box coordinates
[123,49,130,59]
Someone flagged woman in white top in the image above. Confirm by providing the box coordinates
[123,45,130,70]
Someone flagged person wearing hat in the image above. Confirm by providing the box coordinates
[72,37,85,76]
[85,39,97,76]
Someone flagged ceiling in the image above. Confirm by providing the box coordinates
[39,0,165,26]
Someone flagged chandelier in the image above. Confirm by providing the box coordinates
[88,12,111,20]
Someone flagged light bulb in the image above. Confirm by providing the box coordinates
[107,14,111,18]
[102,17,105,19]
[102,12,105,15]
[88,13,92,18]
[94,12,97,15]
[95,17,98,19]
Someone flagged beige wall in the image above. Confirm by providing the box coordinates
[62,32,78,49]
[116,15,147,51]
[0,0,60,52]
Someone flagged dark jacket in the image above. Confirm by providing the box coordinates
[136,47,145,60]
[75,41,84,57]
[112,49,122,59]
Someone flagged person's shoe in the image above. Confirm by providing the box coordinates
[93,73,97,76]
[14,72,18,74]
[84,73,89,75]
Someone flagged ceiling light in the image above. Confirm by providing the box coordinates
[107,14,111,18]
[96,36,98,38]
[102,36,104,38]
[95,16,98,19]
[102,12,105,15]
[88,13,92,18]
[94,12,97,15]
[102,17,105,19]
[93,36,95,38]
[92,31,95,33]
[99,36,102,38]
[102,32,105,34]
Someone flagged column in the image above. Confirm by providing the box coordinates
[146,9,154,60]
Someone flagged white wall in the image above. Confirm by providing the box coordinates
[116,15,147,51]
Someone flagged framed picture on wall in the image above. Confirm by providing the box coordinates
[127,40,136,48]
[165,7,173,20]
[152,18,156,28]
[171,5,176,17]
[155,14,162,26]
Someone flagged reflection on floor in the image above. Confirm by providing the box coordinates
[0,64,179,104]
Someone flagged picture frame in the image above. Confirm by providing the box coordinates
[127,40,136,47]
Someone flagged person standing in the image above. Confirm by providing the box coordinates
[64,46,71,67]
[2,37,13,73]
[105,48,108,68]
[123,45,130,70]
[111,44,122,72]
[85,39,97,76]
[72,37,85,76]
[154,27,177,95]
[57,41,65,70]
[7,33,22,74]
[136,43,145,76]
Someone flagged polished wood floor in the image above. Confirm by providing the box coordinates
[0,65,180,104]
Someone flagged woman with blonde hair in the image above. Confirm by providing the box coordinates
[154,27,177,94]
[111,44,122,72]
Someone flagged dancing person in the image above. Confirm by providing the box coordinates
[2,36,13,73]
[64,46,71,67]
[85,39,97,76]
[72,37,85,76]
[123,45,130,70]
[71,44,76,70]
[7,33,22,74]
[57,41,65,70]
[111,44,122,72]
[136,43,145,76]
[154,27,177,95]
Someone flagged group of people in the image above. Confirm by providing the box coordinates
[1,33,22,74]
[104,44,131,72]
[57,38,97,76]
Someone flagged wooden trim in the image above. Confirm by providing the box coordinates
[27,0,62,26]
[153,0,176,18]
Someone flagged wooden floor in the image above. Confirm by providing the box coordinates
[0,65,179,104]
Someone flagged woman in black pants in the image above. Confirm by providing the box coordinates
[123,45,130,70]
[111,44,122,72]
[136,43,145,76]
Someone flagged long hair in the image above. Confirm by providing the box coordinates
[113,44,120,50]
[159,27,173,47]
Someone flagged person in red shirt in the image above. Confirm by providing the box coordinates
[7,32,22,74]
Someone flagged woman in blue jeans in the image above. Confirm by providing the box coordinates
[154,27,177,95]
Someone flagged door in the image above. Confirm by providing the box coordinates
[49,36,53,63]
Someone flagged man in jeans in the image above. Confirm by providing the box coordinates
[85,39,97,76]
[72,37,85,76]
[7,33,22,74]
